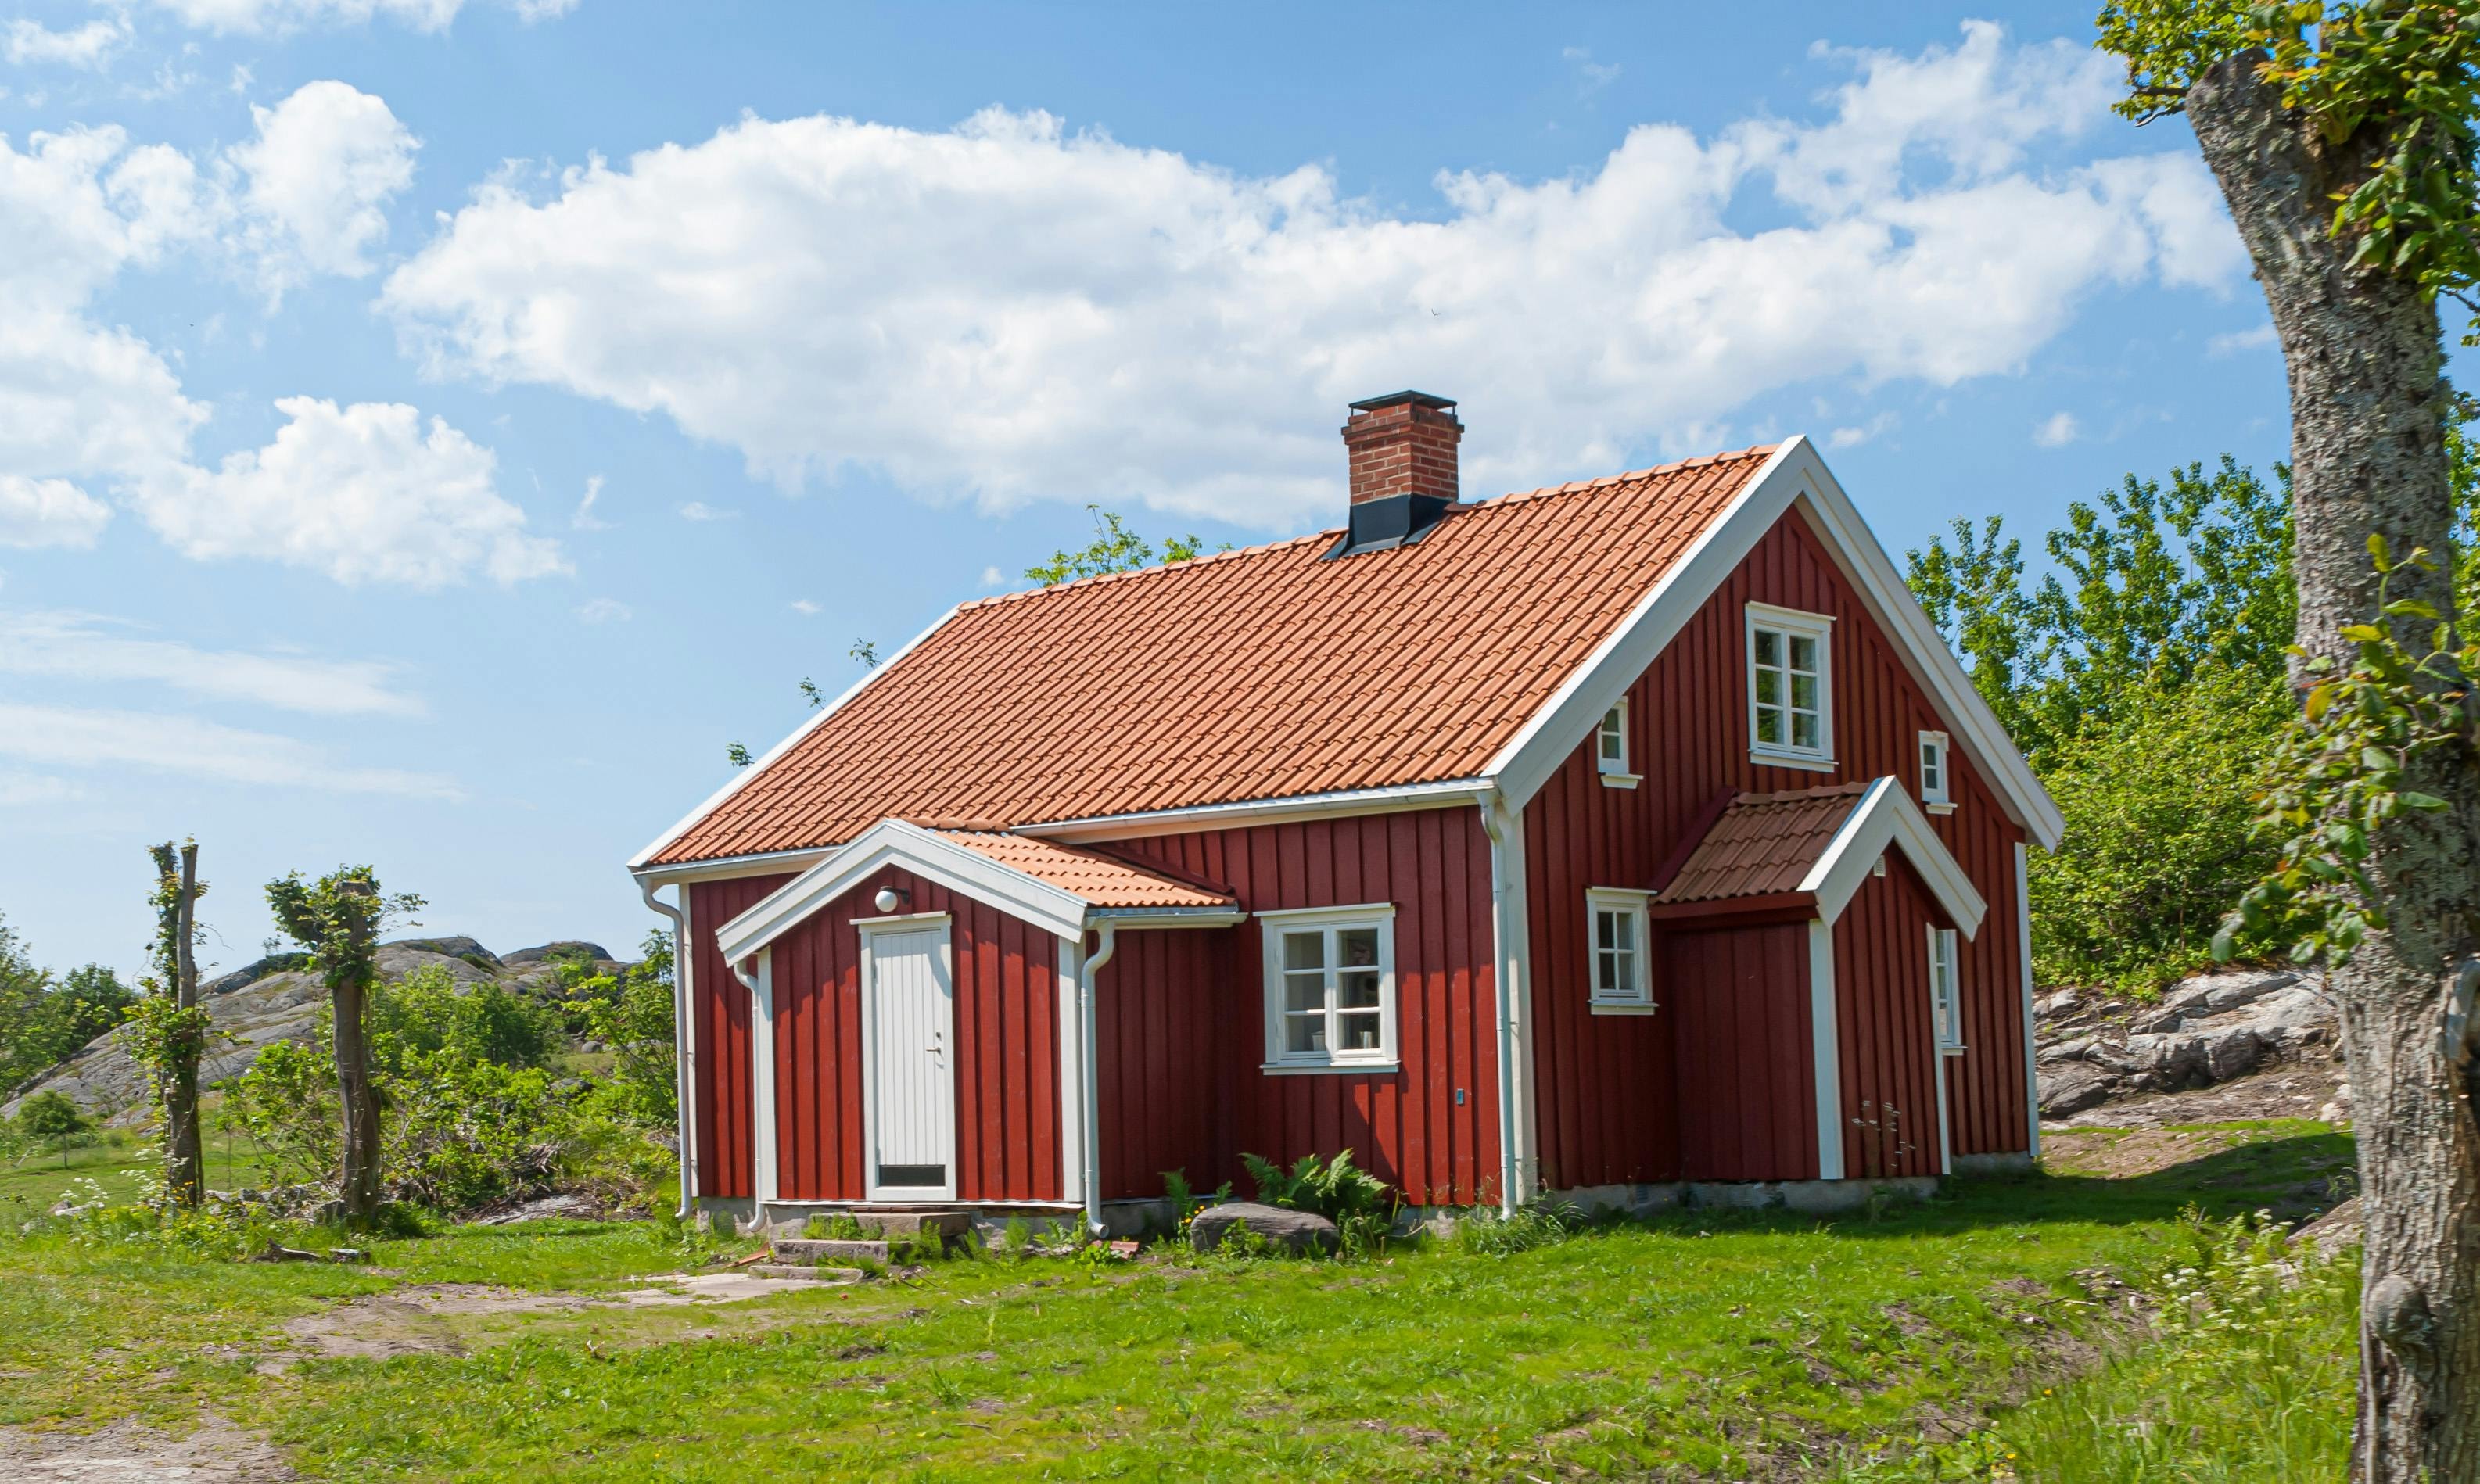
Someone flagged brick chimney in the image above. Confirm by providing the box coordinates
[1342,390,1462,504]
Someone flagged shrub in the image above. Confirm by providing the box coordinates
[804,1213,867,1241]
[1239,1148,1395,1255]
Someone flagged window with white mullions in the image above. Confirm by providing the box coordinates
[1596,699,1629,774]
[1929,926,1964,1052]
[1918,730,1951,808]
[1261,906,1397,1070]
[1585,887,1654,1011]
[1746,604,1834,765]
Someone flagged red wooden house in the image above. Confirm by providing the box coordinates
[629,392,2062,1233]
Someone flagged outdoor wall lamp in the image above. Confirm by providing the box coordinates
[874,884,910,913]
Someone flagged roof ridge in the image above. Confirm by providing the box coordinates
[1485,443,1781,507]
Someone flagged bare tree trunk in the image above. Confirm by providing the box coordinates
[2186,52,2480,1482]
[332,880,382,1222]
[163,843,204,1210]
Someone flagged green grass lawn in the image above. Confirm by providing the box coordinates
[0,1122,2357,1482]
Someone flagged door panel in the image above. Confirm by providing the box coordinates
[866,923,955,1199]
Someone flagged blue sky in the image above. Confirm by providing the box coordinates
[0,1,2340,979]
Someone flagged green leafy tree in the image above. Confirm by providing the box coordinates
[2097,7,2480,1472]
[15,1089,91,1167]
[1025,505,1215,586]
[127,841,209,1208]
[265,866,423,1222]
[562,932,679,1129]
[0,919,135,1098]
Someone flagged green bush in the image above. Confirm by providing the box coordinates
[1240,1148,1395,1254]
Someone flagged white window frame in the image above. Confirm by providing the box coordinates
[1918,729,1954,812]
[1928,925,1964,1054]
[1595,700,1639,787]
[1745,602,1836,770]
[1259,903,1398,1073]
[1585,887,1655,1014]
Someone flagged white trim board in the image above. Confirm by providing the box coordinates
[1807,919,1845,1181]
[1801,778,1988,937]
[716,819,1093,958]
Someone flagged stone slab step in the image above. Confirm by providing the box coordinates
[751,1264,867,1282]
[841,1209,974,1239]
[772,1237,892,1264]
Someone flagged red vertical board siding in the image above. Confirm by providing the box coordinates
[1664,923,1818,1181]
[695,866,1064,1205]
[1522,507,2031,1189]
[687,873,796,1200]
[1833,859,1947,1177]
[1113,806,1500,1206]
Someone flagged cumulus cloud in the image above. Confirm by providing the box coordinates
[2033,410,2080,446]
[0,701,460,796]
[0,610,424,715]
[0,476,112,548]
[132,396,568,587]
[4,16,130,68]
[139,0,572,35]
[677,500,734,522]
[228,79,420,294]
[383,20,2242,525]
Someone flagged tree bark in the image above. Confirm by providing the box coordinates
[2186,52,2480,1482]
[163,843,204,1210]
[332,880,382,1222]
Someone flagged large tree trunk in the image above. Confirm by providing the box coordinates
[332,880,382,1222]
[163,843,204,1210]
[2186,52,2480,1482]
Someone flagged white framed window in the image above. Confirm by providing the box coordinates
[1918,730,1952,810]
[1260,904,1398,1072]
[1746,603,1834,769]
[1928,926,1964,1052]
[1596,701,1629,773]
[1585,888,1654,1013]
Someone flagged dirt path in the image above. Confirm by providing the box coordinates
[0,1414,295,1482]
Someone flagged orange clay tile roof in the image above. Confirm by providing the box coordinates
[650,446,1778,866]
[931,830,1237,910]
[1657,783,1872,904]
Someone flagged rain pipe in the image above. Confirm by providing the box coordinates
[1078,919,1119,1237]
[1480,792,1524,1217]
[637,877,694,1221]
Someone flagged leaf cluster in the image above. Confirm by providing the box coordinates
[1025,505,1219,586]
[264,866,424,994]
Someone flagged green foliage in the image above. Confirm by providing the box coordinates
[16,1089,90,1145]
[119,994,217,1101]
[805,1212,868,1241]
[1240,1147,1394,1253]
[218,1038,339,1190]
[2097,0,2480,341]
[1456,1198,1591,1256]
[264,866,424,992]
[1908,458,2295,987]
[371,965,558,1072]
[0,917,135,1098]
[1025,504,1218,586]
[554,933,678,1128]
[2220,539,2476,964]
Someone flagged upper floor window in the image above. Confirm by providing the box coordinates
[1746,604,1834,767]
[1596,700,1629,774]
[1260,905,1398,1071]
[1928,926,1963,1052]
[1586,888,1654,1012]
[1918,730,1951,808]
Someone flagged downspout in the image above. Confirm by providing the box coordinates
[1480,794,1524,1217]
[1078,919,1118,1237]
[637,876,694,1221]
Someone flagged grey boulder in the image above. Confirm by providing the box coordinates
[2036,1061,2116,1118]
[1188,1202,1340,1256]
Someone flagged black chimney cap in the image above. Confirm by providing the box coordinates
[1347,390,1457,413]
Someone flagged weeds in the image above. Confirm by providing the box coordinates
[1458,1198,1591,1255]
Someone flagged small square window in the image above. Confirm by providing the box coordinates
[1928,927,1963,1052]
[1918,731,1951,807]
[1585,888,1654,1010]
[1596,701,1629,775]
[1746,604,1834,767]
[1261,906,1397,1070]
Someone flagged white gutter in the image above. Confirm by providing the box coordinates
[637,876,694,1221]
[1480,792,1528,1216]
[1077,920,1118,1236]
[1020,778,1493,843]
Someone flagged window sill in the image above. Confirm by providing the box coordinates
[1925,800,1957,815]
[1598,771,1642,790]
[1750,749,1836,773]
[1260,1060,1399,1077]
[1939,1044,1967,1057]
[1589,1001,1659,1016]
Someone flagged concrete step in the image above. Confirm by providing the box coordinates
[751,1263,867,1282]
[772,1237,892,1264]
[842,1209,974,1239]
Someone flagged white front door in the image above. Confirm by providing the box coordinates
[862,916,956,1201]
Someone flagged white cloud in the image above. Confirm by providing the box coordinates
[0,770,82,806]
[788,598,820,615]
[677,500,734,522]
[132,396,568,587]
[0,611,423,715]
[2209,323,2277,356]
[384,21,2243,529]
[571,472,608,529]
[1825,412,1898,450]
[2033,410,2080,446]
[0,476,112,548]
[227,80,419,295]
[1563,46,1620,94]
[138,0,571,35]
[5,16,130,69]
[574,596,629,622]
[979,565,1003,587]
[0,701,460,797]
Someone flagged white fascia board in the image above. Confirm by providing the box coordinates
[626,605,964,872]
[630,845,838,889]
[1801,778,1990,937]
[1488,440,1803,809]
[1021,778,1491,844]
[1779,446,2064,851]
[714,819,1090,962]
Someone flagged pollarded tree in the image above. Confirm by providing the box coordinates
[128,841,210,1209]
[265,866,423,1222]
[2097,5,2480,1477]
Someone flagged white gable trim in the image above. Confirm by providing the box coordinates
[1487,436,2062,851]
[715,819,1091,960]
[627,606,962,872]
[1802,777,1988,937]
